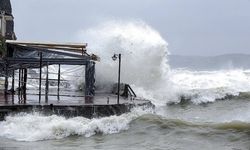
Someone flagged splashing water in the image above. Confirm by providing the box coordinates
[77,21,169,84]
[2,20,250,143]
[168,69,250,104]
[76,20,175,105]
[0,21,169,142]
[75,20,250,105]
[0,108,152,142]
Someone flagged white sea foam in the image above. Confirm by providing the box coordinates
[76,20,173,105]
[2,20,250,142]
[4,20,248,105]
[167,69,250,104]
[76,20,169,87]
[0,107,152,141]
[75,20,250,105]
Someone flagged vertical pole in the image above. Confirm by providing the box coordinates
[85,62,89,98]
[12,69,15,104]
[4,64,8,96]
[85,62,95,103]
[39,52,42,103]
[11,69,15,92]
[18,68,21,102]
[23,69,27,103]
[57,64,60,99]
[21,69,23,87]
[4,63,9,103]
[45,63,49,103]
[21,68,23,100]
[117,54,121,104]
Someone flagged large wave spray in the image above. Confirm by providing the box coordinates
[168,69,250,104]
[76,20,179,105]
[0,108,152,142]
[76,20,250,105]
[2,20,250,142]
[77,20,169,86]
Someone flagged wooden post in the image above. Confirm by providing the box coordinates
[4,64,8,96]
[85,62,90,102]
[21,69,23,87]
[39,52,42,103]
[23,68,27,103]
[45,63,49,103]
[4,62,8,103]
[17,68,23,103]
[18,68,21,102]
[19,68,23,102]
[18,68,21,92]
[57,64,60,100]
[85,62,95,103]
[11,69,15,104]
[11,69,15,93]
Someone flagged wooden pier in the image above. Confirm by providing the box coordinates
[2,40,96,98]
[0,92,152,121]
[0,40,154,121]
[0,0,153,121]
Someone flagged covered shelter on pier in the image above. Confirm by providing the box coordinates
[0,40,98,103]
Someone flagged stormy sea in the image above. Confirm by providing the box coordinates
[1,21,250,150]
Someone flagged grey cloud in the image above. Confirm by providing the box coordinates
[11,0,250,55]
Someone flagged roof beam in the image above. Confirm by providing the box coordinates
[8,44,91,59]
[6,40,87,48]
[7,58,89,65]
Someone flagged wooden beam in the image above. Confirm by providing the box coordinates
[8,44,91,59]
[31,45,86,52]
[7,58,89,66]
[6,40,87,48]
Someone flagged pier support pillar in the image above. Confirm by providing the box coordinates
[45,63,49,103]
[39,52,42,103]
[11,69,15,104]
[18,68,21,102]
[11,69,14,93]
[4,63,8,96]
[21,68,23,95]
[57,64,60,100]
[85,61,95,103]
[23,68,27,103]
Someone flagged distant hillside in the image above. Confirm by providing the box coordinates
[168,54,250,70]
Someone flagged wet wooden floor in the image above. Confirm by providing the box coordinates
[0,90,153,120]
[0,91,149,106]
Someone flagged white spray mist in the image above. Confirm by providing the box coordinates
[76,20,176,105]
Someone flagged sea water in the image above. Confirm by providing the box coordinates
[0,21,250,150]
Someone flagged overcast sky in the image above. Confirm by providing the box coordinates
[12,0,250,56]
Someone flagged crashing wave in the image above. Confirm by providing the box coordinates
[0,107,153,141]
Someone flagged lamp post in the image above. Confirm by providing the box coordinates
[112,53,121,104]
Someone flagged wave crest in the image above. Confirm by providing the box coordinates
[76,20,250,105]
[135,114,250,132]
[0,107,152,141]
